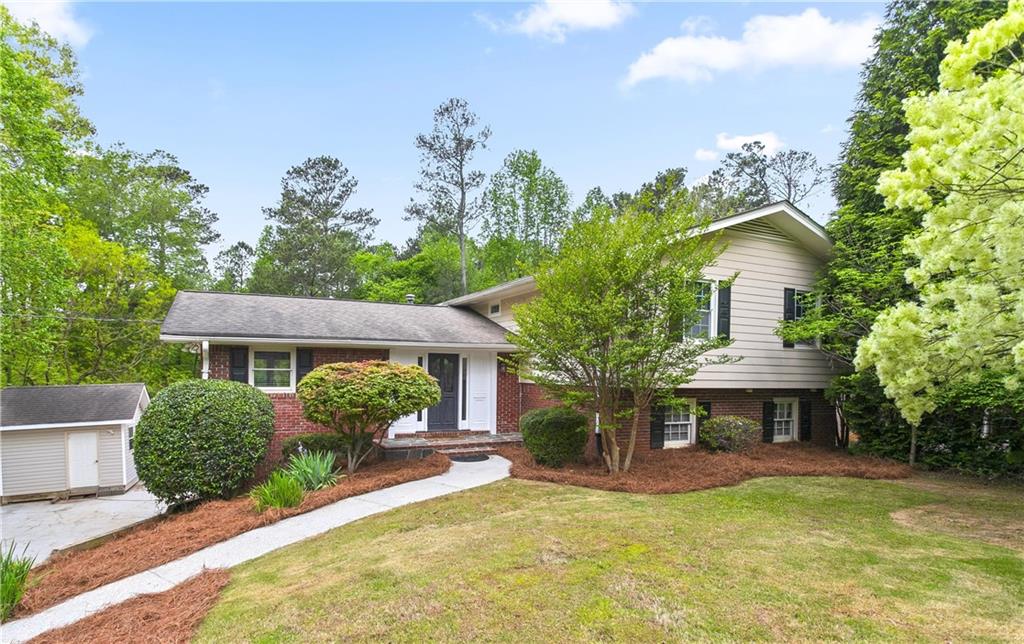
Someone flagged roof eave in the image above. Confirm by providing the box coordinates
[159,334,517,351]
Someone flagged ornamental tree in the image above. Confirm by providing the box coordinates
[511,192,734,474]
[296,361,440,473]
[856,2,1024,450]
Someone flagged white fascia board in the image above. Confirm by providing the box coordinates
[159,334,517,351]
[441,276,537,306]
[699,202,832,255]
[2,419,137,431]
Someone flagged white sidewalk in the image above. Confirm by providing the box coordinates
[1,456,510,644]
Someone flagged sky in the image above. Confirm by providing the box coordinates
[7,1,884,257]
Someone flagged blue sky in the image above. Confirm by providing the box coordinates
[9,1,883,255]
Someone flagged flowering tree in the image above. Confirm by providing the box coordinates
[856,2,1024,456]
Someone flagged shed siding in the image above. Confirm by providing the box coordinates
[0,425,125,497]
[97,426,123,487]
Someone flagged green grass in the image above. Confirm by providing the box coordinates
[197,475,1024,642]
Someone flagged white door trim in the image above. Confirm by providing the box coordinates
[67,431,99,489]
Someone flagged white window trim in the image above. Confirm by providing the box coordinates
[664,398,697,448]
[249,346,296,393]
[773,398,799,443]
[685,280,718,339]
[488,301,501,317]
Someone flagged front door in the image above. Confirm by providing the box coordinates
[427,353,459,430]
[68,431,99,488]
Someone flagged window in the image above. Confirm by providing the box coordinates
[252,350,292,389]
[664,401,696,447]
[489,302,501,316]
[128,424,136,451]
[794,290,809,321]
[687,281,714,338]
[774,399,797,442]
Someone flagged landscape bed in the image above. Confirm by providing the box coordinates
[498,443,912,493]
[16,453,450,617]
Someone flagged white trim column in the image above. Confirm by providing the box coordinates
[201,340,210,379]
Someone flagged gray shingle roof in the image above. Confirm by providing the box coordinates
[1,383,147,428]
[161,291,515,347]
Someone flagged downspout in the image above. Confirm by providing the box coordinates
[201,340,210,380]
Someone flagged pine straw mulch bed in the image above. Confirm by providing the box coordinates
[28,569,231,644]
[498,443,911,494]
[17,453,450,618]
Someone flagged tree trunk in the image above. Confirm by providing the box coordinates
[908,424,917,466]
[458,192,468,294]
[622,410,640,472]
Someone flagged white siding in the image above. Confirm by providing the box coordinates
[469,292,532,331]
[1,425,126,498]
[691,227,841,389]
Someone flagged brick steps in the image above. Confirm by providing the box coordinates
[381,432,522,460]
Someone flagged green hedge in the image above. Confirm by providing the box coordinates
[134,379,275,505]
[281,432,348,460]
[520,406,589,467]
[698,415,760,453]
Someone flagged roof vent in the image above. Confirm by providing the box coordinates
[405,294,415,304]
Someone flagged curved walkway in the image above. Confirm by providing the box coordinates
[2,456,511,644]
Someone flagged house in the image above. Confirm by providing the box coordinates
[159,201,842,459]
[0,384,149,504]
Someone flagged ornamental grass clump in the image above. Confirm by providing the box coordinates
[1,542,34,622]
[250,471,304,512]
[285,451,339,491]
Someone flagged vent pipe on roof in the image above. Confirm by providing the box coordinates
[405,294,415,304]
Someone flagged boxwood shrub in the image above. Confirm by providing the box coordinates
[281,432,347,460]
[698,415,760,453]
[134,379,275,506]
[520,406,589,467]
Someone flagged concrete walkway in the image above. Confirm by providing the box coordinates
[2,456,510,644]
[1,487,163,566]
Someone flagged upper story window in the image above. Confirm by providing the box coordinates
[253,350,292,389]
[489,302,501,316]
[686,281,715,339]
[783,288,812,348]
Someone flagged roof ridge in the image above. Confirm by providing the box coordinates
[177,290,453,308]
[1,383,145,391]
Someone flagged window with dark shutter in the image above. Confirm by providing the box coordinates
[783,288,796,348]
[697,401,711,440]
[717,286,731,339]
[762,401,775,443]
[649,405,665,450]
[799,398,812,441]
[296,348,314,383]
[229,347,248,383]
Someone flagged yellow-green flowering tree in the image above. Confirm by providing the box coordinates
[856,1,1024,458]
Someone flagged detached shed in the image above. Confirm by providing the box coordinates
[0,384,149,504]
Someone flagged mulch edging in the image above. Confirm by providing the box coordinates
[498,444,911,494]
[17,453,450,618]
[28,569,231,644]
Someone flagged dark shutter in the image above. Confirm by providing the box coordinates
[296,348,314,383]
[717,286,731,339]
[650,405,665,450]
[782,288,796,347]
[799,398,812,442]
[762,401,775,443]
[229,347,248,383]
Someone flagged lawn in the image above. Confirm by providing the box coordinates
[196,474,1024,642]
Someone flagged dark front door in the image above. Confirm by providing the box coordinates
[427,353,459,430]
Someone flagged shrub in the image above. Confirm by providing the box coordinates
[281,432,347,460]
[1,542,34,622]
[297,360,440,473]
[699,415,761,453]
[520,406,589,467]
[285,451,339,490]
[250,471,304,512]
[134,379,275,506]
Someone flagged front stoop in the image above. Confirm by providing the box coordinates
[382,432,523,460]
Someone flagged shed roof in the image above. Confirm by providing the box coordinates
[1,383,147,428]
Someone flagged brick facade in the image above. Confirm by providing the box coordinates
[496,353,522,434]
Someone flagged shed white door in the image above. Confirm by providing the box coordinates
[67,432,99,488]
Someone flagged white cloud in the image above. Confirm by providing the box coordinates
[5,1,93,46]
[820,123,836,134]
[694,148,719,162]
[625,8,878,85]
[482,0,634,43]
[716,131,785,155]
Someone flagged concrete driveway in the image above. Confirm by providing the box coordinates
[1,487,164,566]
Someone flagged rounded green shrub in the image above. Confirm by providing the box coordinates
[134,379,275,505]
[520,406,589,467]
[698,415,760,453]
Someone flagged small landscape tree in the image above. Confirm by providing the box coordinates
[511,192,734,473]
[296,360,440,473]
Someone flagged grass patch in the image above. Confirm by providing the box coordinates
[197,475,1024,642]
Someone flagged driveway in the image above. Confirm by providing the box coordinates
[1,487,164,566]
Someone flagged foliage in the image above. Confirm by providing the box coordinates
[511,190,733,473]
[481,149,572,283]
[520,406,589,467]
[249,471,304,512]
[134,379,275,505]
[404,98,491,294]
[1,542,34,622]
[296,361,440,473]
[280,432,349,460]
[212,241,255,292]
[284,451,339,491]
[248,156,378,298]
[698,416,761,453]
[857,2,1024,425]
[353,234,487,304]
